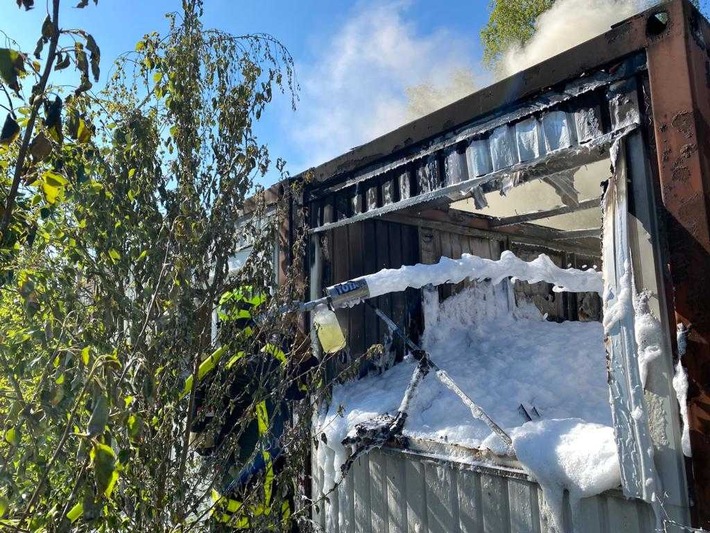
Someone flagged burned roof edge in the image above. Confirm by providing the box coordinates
[295,0,679,186]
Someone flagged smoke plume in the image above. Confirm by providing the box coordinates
[502,0,652,76]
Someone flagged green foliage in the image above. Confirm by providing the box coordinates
[0,0,102,270]
[0,0,311,530]
[481,0,555,67]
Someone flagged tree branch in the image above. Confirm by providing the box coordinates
[0,0,61,243]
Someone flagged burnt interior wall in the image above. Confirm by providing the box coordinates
[320,213,603,380]
[320,220,420,378]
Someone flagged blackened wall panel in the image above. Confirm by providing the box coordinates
[324,220,420,371]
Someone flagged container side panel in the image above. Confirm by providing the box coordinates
[648,2,710,527]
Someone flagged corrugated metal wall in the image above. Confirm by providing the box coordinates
[312,447,655,533]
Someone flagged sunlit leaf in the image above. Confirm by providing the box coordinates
[39,170,68,204]
[44,96,62,143]
[74,75,93,95]
[66,502,83,523]
[4,427,18,446]
[81,346,90,365]
[84,33,100,81]
[33,37,44,60]
[67,115,92,144]
[41,15,54,40]
[91,443,118,497]
[54,53,70,71]
[108,249,120,262]
[74,42,88,78]
[127,414,140,439]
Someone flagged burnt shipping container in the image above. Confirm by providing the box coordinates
[266,0,710,530]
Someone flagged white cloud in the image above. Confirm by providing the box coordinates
[287,0,478,171]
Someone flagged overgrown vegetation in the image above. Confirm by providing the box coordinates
[0,1,334,530]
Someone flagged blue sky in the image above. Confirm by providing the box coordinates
[2,1,490,186]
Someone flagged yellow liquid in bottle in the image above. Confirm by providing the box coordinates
[314,305,346,354]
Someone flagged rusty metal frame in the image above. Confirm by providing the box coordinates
[645,0,710,528]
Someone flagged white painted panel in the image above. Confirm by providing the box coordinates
[508,478,537,533]
[404,459,427,532]
[457,468,483,533]
[576,496,602,533]
[386,453,407,533]
[515,118,544,162]
[542,110,577,152]
[466,139,492,177]
[369,453,388,533]
[314,448,655,533]
[489,126,518,171]
[338,464,355,532]
[424,462,456,533]
[353,455,371,532]
[480,472,510,533]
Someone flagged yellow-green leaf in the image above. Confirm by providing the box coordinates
[0,495,8,518]
[127,414,140,439]
[123,395,134,408]
[76,118,91,143]
[108,249,120,262]
[91,442,118,497]
[39,170,68,204]
[66,502,83,523]
[81,346,90,365]
[4,427,18,446]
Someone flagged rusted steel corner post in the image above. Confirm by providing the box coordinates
[647,0,710,527]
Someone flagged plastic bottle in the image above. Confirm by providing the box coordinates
[313,304,346,354]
